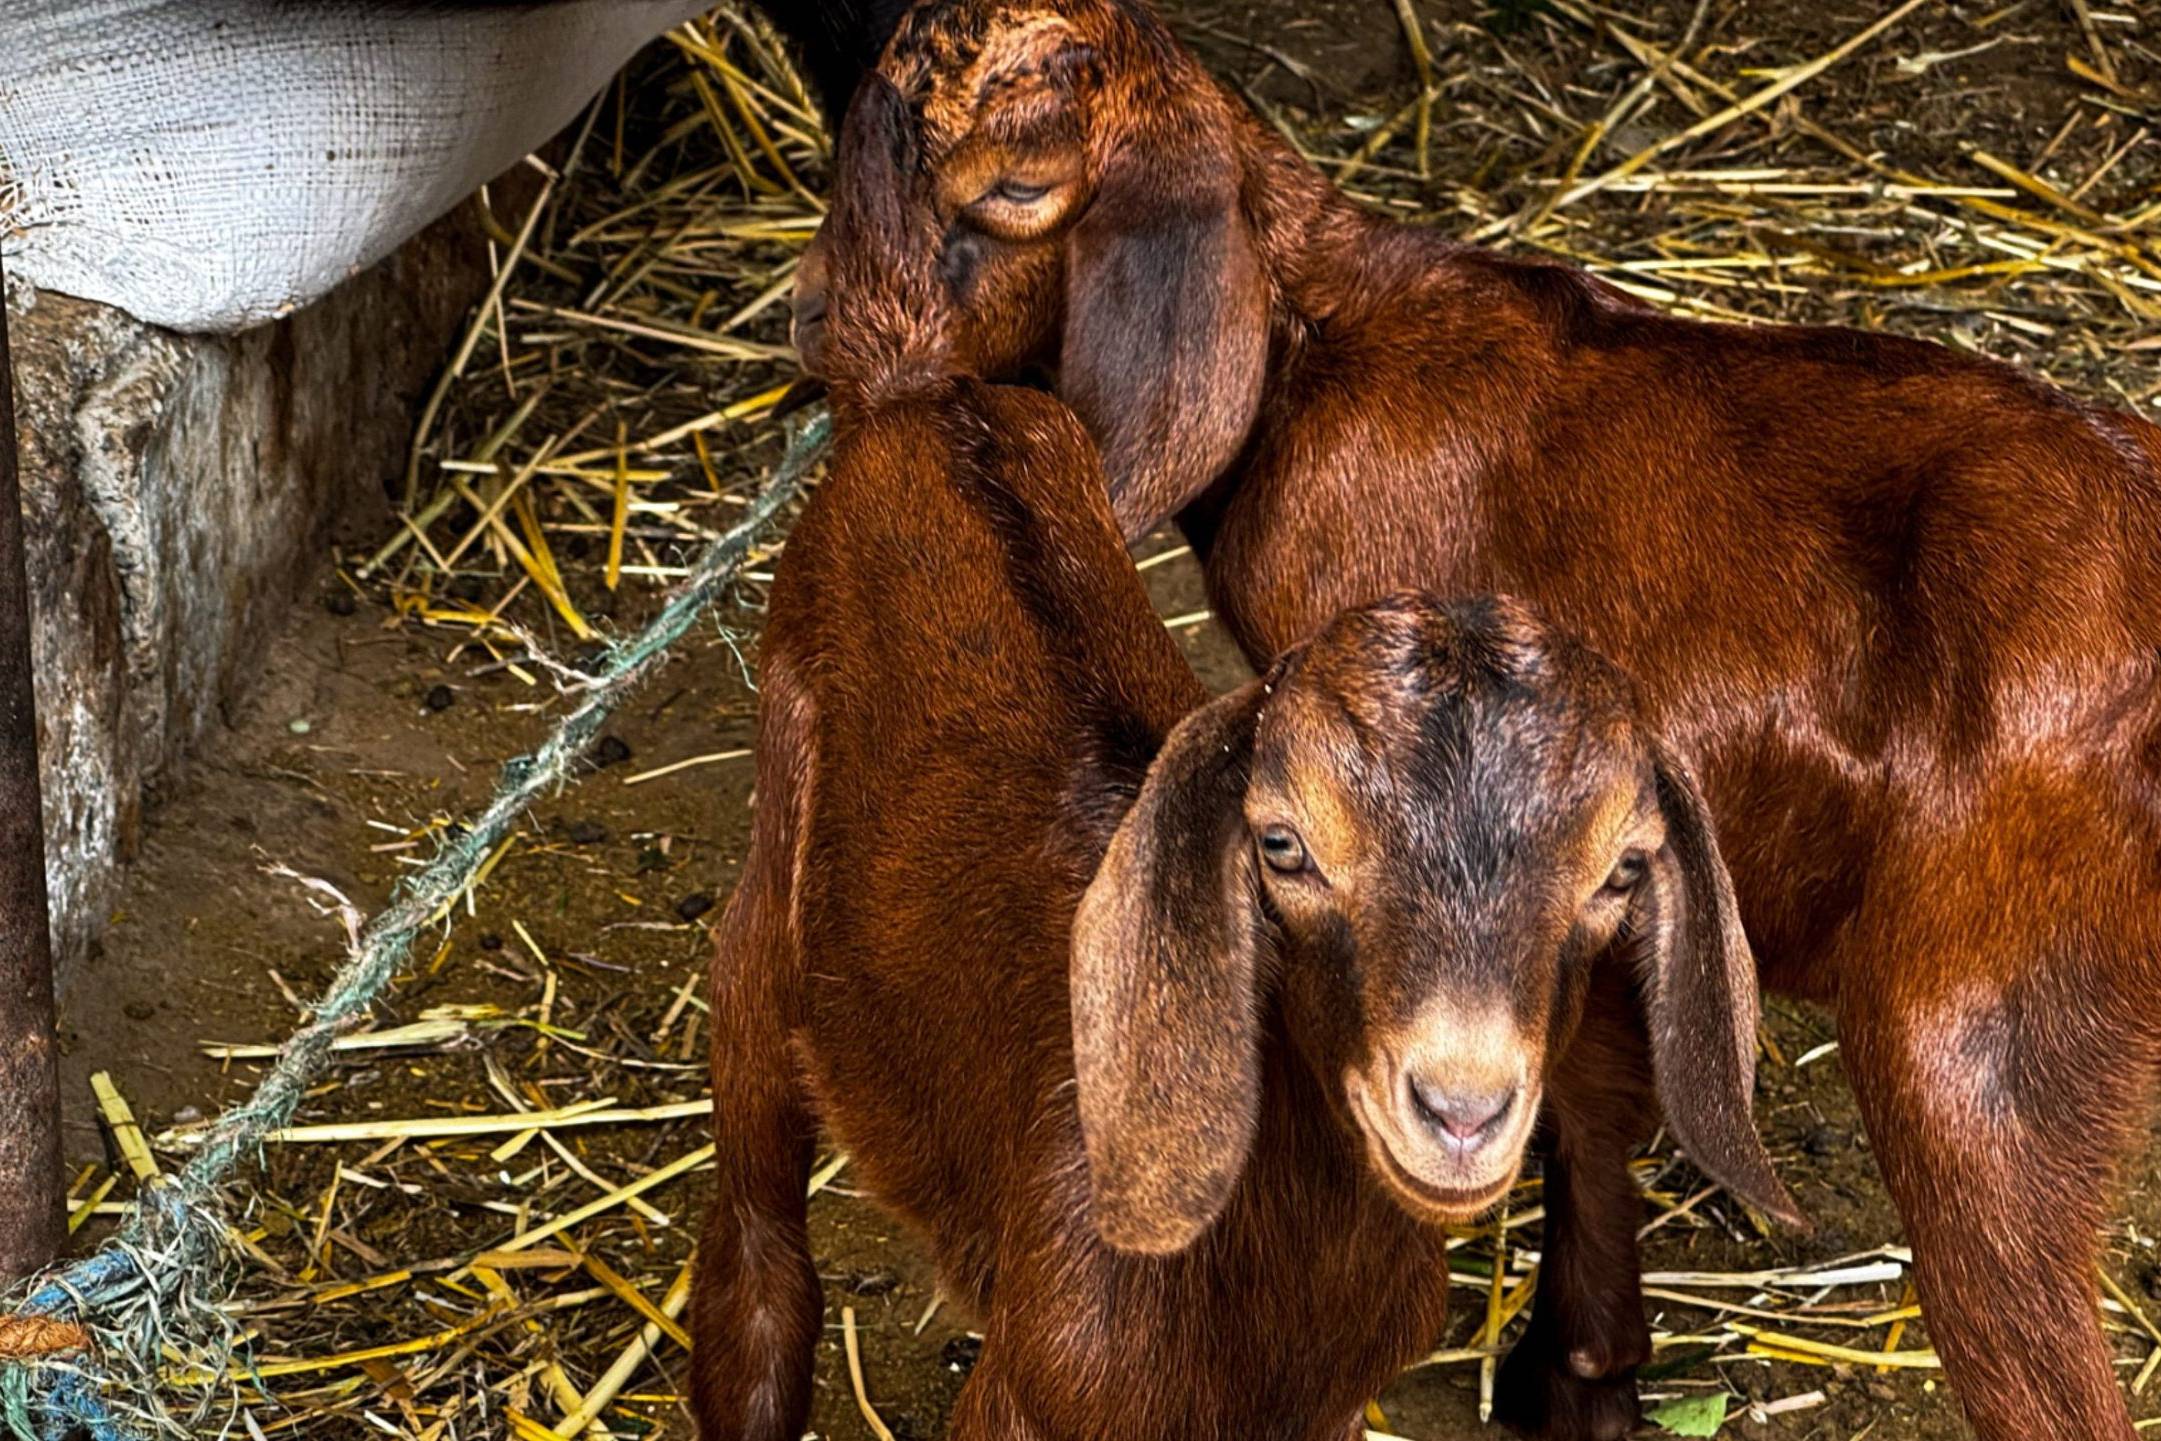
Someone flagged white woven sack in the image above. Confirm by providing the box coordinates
[0,0,713,333]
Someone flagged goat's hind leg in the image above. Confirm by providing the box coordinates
[689,869,821,1440]
[1838,817,2160,1441]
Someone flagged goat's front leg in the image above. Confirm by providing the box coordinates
[1495,964,1654,1441]
[689,871,822,1441]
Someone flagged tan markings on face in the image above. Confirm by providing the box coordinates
[1393,993,1533,1106]
[1344,1076,1517,1220]
[1344,994,1544,1222]
[1252,691,1369,884]
[1270,758,1362,885]
[932,137,1007,220]
[1571,777,1653,903]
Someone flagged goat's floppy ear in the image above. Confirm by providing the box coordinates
[1638,744,1808,1230]
[1071,681,1266,1254]
[1060,130,1269,541]
[820,73,949,390]
[828,74,926,264]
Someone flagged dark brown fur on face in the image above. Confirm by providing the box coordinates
[824,4,2161,1439]
[698,77,1787,1441]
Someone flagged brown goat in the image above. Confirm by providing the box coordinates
[697,75,1792,1441]
[789,4,2161,1438]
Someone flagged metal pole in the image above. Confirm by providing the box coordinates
[0,251,64,1282]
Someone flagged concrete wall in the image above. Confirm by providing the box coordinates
[7,201,499,979]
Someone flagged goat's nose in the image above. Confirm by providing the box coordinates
[1407,1078,1516,1148]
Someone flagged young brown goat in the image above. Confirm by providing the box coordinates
[790,5,2161,1438]
[697,75,1792,1441]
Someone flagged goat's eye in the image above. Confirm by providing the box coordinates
[1603,853,1648,894]
[988,178,1053,205]
[1258,824,1308,874]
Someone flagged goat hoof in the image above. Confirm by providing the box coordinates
[1493,1332,1641,1441]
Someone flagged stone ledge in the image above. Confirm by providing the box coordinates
[9,196,504,980]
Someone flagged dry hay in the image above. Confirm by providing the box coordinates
[55,2,2161,1437]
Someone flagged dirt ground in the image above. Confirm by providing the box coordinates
[42,0,2161,1437]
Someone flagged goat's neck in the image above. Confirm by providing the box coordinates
[1235,116,1455,330]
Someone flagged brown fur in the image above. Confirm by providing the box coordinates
[699,78,1790,1441]
[791,4,2161,1438]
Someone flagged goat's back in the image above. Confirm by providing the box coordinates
[760,379,1204,1290]
[1207,216,2161,1001]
